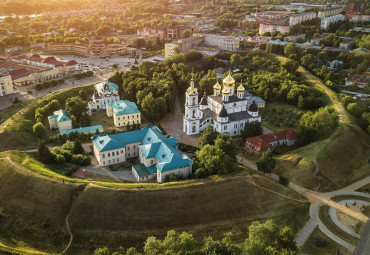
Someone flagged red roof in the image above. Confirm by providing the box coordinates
[12,55,27,60]
[42,56,57,63]
[67,60,78,66]
[346,75,366,83]
[8,68,31,80]
[30,54,41,58]
[245,129,297,152]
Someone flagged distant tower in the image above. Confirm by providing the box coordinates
[183,75,201,135]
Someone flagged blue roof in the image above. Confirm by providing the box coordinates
[92,126,192,173]
[247,96,265,104]
[95,81,118,93]
[107,100,140,116]
[60,125,103,135]
[132,164,151,178]
[48,109,72,122]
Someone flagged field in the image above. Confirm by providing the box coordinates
[0,83,96,152]
[259,102,305,131]
[0,150,309,254]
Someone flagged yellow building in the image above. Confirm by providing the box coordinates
[106,100,141,128]
[0,75,14,96]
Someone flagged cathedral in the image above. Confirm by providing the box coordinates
[183,72,262,136]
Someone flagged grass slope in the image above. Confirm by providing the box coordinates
[0,151,309,254]
[275,63,370,190]
[0,83,96,151]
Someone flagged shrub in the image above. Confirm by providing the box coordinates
[71,154,90,166]
[314,235,328,247]
[195,168,209,179]
[55,154,66,164]
[278,176,290,186]
[33,122,46,138]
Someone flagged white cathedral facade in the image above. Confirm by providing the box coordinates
[183,72,262,136]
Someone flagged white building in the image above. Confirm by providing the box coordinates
[88,81,120,113]
[183,73,263,136]
[0,75,14,96]
[106,100,141,128]
[259,23,290,35]
[289,12,316,26]
[320,14,345,30]
[204,34,240,51]
[92,126,193,183]
[318,7,343,19]
[48,109,73,131]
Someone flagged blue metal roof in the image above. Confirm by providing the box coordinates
[92,126,192,173]
[49,109,72,122]
[95,81,118,93]
[60,125,103,135]
[107,100,140,116]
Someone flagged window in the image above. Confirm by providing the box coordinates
[102,154,105,159]
[151,159,154,164]
[133,145,136,149]
[234,124,237,128]
[127,146,130,151]
[118,117,120,120]
[103,161,105,165]
[108,160,111,164]
[128,153,130,157]
[112,152,115,156]
[121,150,123,153]
[117,151,119,155]
[123,116,125,119]
[117,158,119,162]
[108,153,110,157]
[224,126,227,130]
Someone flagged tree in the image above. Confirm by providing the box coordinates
[284,42,299,57]
[347,103,362,118]
[198,126,218,147]
[230,53,242,67]
[183,30,191,38]
[340,94,355,107]
[256,151,276,174]
[162,230,197,255]
[37,140,52,164]
[65,96,89,126]
[243,220,297,255]
[144,236,162,255]
[94,247,110,255]
[241,121,263,139]
[196,145,234,175]
[214,133,236,159]
[79,89,88,101]
[282,59,299,75]
[33,122,46,138]
[73,139,85,155]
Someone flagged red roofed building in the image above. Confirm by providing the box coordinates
[245,129,297,152]
[345,75,368,88]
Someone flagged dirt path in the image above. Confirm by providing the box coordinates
[61,214,73,254]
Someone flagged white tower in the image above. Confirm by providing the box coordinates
[237,81,245,99]
[183,77,201,135]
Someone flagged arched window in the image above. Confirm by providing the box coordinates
[192,125,196,133]
[192,97,196,105]
[192,111,196,118]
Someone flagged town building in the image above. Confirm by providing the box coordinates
[245,129,297,152]
[183,73,263,136]
[203,34,240,51]
[47,40,133,57]
[88,81,120,113]
[289,12,317,27]
[106,100,141,128]
[259,23,290,35]
[320,14,345,30]
[164,36,204,58]
[347,14,370,22]
[48,109,73,131]
[92,126,193,183]
[0,74,14,96]
[137,25,193,40]
[318,7,343,18]
[345,1,367,18]
[190,19,218,33]
[345,75,368,88]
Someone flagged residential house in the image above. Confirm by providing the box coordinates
[245,129,297,152]
[48,109,73,131]
[345,75,368,88]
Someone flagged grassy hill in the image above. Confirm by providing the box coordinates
[0,151,309,254]
[275,65,370,190]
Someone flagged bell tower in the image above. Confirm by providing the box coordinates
[183,74,201,135]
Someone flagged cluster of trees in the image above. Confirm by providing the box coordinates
[194,127,237,178]
[50,140,90,165]
[240,121,263,139]
[65,96,91,127]
[257,151,276,174]
[340,94,370,134]
[298,106,338,145]
[35,79,65,91]
[33,99,61,137]
[94,220,297,255]
[73,71,94,80]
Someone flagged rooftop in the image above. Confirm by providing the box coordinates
[60,125,103,135]
[107,100,140,116]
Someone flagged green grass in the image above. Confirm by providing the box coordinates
[90,111,117,130]
[0,239,47,255]
[0,149,309,253]
[259,102,305,131]
[299,227,351,255]
[0,101,29,126]
[319,205,358,246]
[0,83,96,151]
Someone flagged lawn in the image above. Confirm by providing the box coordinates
[299,227,352,255]
[259,102,305,131]
[90,111,117,130]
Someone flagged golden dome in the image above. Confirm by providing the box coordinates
[237,83,245,92]
[223,72,235,86]
[213,80,221,90]
[222,87,230,95]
